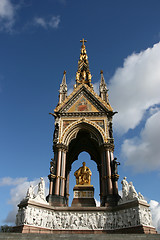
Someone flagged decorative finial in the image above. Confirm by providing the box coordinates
[100,70,103,74]
[74,38,93,89]
[80,38,87,47]
[63,70,66,74]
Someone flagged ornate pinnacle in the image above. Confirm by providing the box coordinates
[99,70,109,102]
[75,38,93,88]
[100,70,105,85]
[62,70,67,85]
[100,70,107,88]
[59,71,67,104]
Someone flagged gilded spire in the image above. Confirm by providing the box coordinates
[99,70,109,102]
[75,39,93,88]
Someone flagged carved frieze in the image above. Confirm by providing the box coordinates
[16,202,153,230]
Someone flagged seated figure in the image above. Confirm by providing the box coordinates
[74,162,92,185]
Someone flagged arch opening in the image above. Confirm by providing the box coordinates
[65,127,102,206]
[69,151,100,206]
[66,128,102,169]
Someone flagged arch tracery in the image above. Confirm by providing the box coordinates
[60,118,107,145]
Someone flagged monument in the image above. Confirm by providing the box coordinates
[14,39,157,234]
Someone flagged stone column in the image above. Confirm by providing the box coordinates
[49,180,53,195]
[113,180,118,195]
[48,143,68,206]
[105,149,113,195]
[60,151,66,196]
[100,151,106,205]
[65,172,70,206]
[54,149,62,195]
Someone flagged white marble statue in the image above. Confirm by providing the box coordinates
[128,182,138,199]
[34,177,47,203]
[24,177,48,204]
[26,185,35,199]
[121,176,146,202]
[121,177,129,199]
[138,192,145,201]
[36,177,45,200]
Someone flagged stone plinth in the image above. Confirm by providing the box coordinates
[71,185,96,207]
[14,198,157,234]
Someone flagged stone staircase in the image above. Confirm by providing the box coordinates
[0,233,160,240]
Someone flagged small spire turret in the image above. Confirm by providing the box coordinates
[59,70,67,104]
[75,39,93,88]
[99,70,109,102]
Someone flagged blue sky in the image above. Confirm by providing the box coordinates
[0,0,160,231]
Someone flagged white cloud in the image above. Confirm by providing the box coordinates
[108,42,160,134]
[0,177,28,186]
[149,106,160,116]
[95,199,100,207]
[49,16,60,29]
[34,17,47,29]
[0,0,14,18]
[34,16,60,29]
[0,1,61,32]
[93,81,100,95]
[121,111,160,172]
[0,0,16,32]
[67,77,75,96]
[3,177,48,224]
[150,200,160,232]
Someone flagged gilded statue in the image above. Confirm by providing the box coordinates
[74,162,92,185]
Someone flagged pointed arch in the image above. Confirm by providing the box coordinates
[60,118,107,146]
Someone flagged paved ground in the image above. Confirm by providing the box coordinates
[0,233,160,240]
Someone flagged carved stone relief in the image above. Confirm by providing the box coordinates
[16,203,153,230]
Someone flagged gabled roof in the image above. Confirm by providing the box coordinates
[54,83,113,113]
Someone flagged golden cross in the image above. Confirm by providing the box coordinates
[80,38,87,46]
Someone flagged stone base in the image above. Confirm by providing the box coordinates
[71,185,96,207]
[13,225,157,234]
[46,194,67,207]
[14,198,157,234]
[101,194,121,207]
[71,197,96,207]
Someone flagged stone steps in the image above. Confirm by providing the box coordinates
[0,233,160,240]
